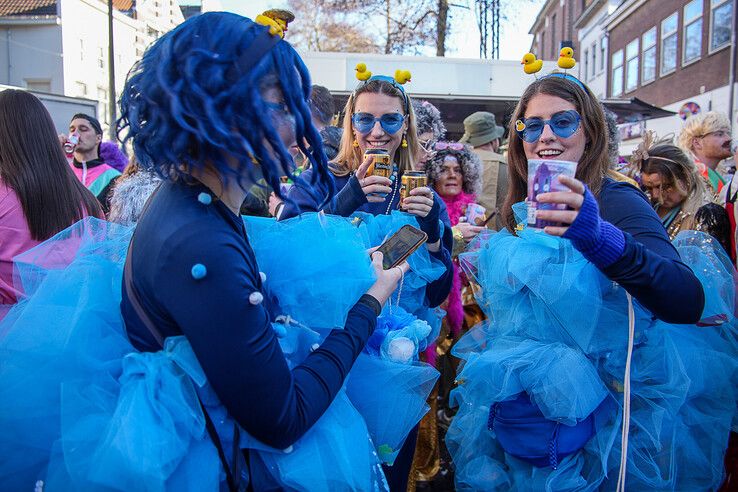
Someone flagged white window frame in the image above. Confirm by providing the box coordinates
[583,48,589,81]
[591,42,597,79]
[599,36,607,73]
[625,38,639,93]
[641,27,657,85]
[660,12,679,76]
[682,0,703,66]
[611,49,624,97]
[709,0,733,53]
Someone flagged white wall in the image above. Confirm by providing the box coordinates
[300,51,560,100]
[0,21,64,94]
[577,9,609,99]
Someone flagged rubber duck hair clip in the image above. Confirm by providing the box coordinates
[521,52,543,78]
[355,63,412,87]
[557,47,576,72]
[255,9,295,39]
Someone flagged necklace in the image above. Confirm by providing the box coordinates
[384,168,399,215]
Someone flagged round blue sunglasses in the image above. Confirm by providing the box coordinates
[352,112,405,135]
[515,110,581,143]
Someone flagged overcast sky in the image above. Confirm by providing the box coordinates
[182,0,543,62]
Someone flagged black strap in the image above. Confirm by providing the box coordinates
[123,188,242,491]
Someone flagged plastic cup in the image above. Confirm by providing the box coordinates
[526,159,577,229]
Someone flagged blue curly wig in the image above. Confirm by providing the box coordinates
[117,12,333,205]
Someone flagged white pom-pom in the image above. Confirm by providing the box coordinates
[259,271,267,283]
[249,291,264,305]
[387,337,415,363]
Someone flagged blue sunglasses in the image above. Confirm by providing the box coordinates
[515,110,581,143]
[352,112,405,135]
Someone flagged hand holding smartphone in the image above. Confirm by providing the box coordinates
[374,225,428,270]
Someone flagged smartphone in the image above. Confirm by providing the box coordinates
[375,225,428,270]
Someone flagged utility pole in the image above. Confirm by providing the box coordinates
[107,0,116,141]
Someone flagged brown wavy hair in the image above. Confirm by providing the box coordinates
[502,76,609,231]
[333,79,420,177]
[0,90,102,240]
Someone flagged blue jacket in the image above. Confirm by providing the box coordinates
[282,167,455,308]
[597,178,704,323]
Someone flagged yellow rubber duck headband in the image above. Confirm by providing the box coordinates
[354,63,412,111]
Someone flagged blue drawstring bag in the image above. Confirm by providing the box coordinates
[488,393,611,469]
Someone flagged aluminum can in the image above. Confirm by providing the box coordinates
[364,149,392,178]
[399,171,428,203]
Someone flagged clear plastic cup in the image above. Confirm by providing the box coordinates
[526,159,577,229]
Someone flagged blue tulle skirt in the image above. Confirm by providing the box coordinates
[447,220,738,491]
[0,214,439,490]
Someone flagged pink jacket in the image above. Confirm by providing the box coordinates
[0,183,40,314]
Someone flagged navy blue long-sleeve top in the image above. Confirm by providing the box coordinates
[597,178,705,324]
[121,180,379,450]
[282,167,454,307]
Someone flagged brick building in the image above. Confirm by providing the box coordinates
[529,0,589,61]
[605,0,736,151]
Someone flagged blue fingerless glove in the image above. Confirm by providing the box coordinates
[417,196,441,243]
[562,186,625,269]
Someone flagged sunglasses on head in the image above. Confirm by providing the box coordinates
[351,112,405,135]
[434,141,464,151]
[515,110,581,143]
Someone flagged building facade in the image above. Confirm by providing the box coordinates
[0,0,183,132]
[574,0,622,99]
[605,0,736,151]
[529,0,589,61]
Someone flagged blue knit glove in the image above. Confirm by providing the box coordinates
[416,196,441,244]
[562,186,625,269]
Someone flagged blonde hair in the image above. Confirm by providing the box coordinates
[677,111,731,154]
[333,79,420,177]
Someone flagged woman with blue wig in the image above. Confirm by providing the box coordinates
[0,12,411,491]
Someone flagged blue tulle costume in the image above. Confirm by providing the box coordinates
[0,212,440,490]
[446,205,738,491]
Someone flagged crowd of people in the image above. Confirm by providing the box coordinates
[0,10,737,492]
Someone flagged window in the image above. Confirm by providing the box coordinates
[540,31,546,59]
[642,27,657,84]
[551,14,557,58]
[625,39,639,92]
[75,81,87,97]
[591,42,597,78]
[584,48,589,80]
[711,0,733,51]
[611,49,624,97]
[79,39,84,61]
[97,47,105,69]
[600,36,607,72]
[683,0,703,64]
[661,12,678,75]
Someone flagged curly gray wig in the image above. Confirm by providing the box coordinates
[425,143,482,195]
[412,99,446,140]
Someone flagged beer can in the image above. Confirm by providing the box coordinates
[364,149,392,178]
[465,203,487,225]
[399,171,428,203]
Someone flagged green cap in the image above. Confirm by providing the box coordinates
[459,111,504,147]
